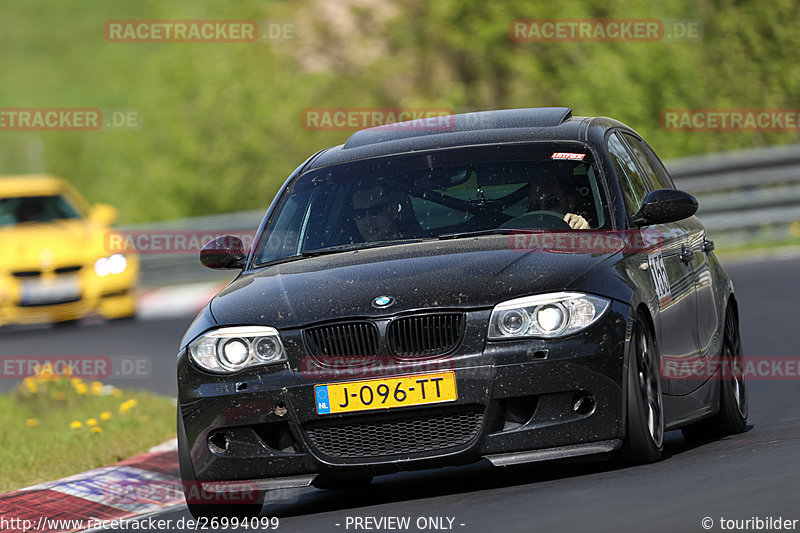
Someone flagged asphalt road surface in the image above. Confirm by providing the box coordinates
[2,253,799,533]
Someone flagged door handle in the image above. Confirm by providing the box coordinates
[680,245,694,263]
[702,239,715,253]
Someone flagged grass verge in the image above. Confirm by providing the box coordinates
[0,370,176,493]
[715,238,800,261]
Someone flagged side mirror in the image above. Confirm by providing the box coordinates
[200,236,247,270]
[90,203,118,225]
[632,189,698,226]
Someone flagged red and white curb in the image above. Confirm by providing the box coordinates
[136,282,227,320]
[0,440,181,533]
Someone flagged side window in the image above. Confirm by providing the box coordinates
[608,132,648,217]
[621,133,673,190]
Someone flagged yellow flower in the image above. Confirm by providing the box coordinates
[75,383,89,395]
[112,388,122,398]
[100,411,112,421]
[119,398,137,414]
[53,390,66,400]
[70,420,82,429]
[23,378,38,394]
[26,418,39,427]
[91,426,103,434]
[71,377,83,387]
[90,381,103,395]
[86,418,98,427]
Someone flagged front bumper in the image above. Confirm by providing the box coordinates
[178,301,628,483]
[0,259,138,326]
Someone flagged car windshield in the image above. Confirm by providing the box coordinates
[253,143,611,265]
[0,195,82,227]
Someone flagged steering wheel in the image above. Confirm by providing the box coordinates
[499,210,571,230]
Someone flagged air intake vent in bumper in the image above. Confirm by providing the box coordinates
[305,407,483,459]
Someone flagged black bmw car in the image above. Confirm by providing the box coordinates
[177,107,747,517]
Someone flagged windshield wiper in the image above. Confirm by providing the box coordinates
[302,239,428,256]
[438,228,538,240]
[256,238,432,267]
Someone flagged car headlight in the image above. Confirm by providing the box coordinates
[488,292,610,339]
[188,326,287,373]
[95,254,127,276]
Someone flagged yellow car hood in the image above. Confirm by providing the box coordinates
[0,219,111,272]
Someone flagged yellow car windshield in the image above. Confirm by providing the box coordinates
[0,195,82,226]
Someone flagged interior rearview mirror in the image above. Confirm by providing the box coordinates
[200,236,247,270]
[633,189,698,226]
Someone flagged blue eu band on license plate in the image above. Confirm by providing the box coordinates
[315,385,331,414]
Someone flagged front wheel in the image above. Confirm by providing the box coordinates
[682,303,747,440]
[621,312,664,463]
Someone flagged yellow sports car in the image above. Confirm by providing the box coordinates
[0,175,138,326]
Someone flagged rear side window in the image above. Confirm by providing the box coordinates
[621,133,673,190]
[607,132,648,217]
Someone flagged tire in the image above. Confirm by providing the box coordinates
[53,318,81,328]
[682,303,747,441]
[178,410,265,518]
[108,313,137,323]
[312,475,373,490]
[621,312,664,464]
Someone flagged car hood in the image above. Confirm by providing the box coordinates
[0,219,107,272]
[209,235,621,329]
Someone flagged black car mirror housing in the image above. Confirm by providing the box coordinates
[200,236,247,269]
[632,189,698,227]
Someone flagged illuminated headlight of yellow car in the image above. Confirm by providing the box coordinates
[488,292,610,339]
[94,254,127,276]
[188,326,287,373]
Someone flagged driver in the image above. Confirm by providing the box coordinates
[352,184,402,242]
[528,179,590,230]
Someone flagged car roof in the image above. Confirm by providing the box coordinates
[307,107,625,170]
[0,174,71,198]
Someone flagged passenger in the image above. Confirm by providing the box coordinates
[528,179,590,230]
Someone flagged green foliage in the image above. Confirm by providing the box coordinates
[1,0,798,222]
[1,371,175,492]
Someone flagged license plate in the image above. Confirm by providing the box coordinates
[21,276,80,305]
[314,371,457,415]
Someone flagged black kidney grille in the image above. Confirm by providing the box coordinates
[387,313,465,357]
[304,322,379,358]
[55,265,82,274]
[305,407,483,459]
